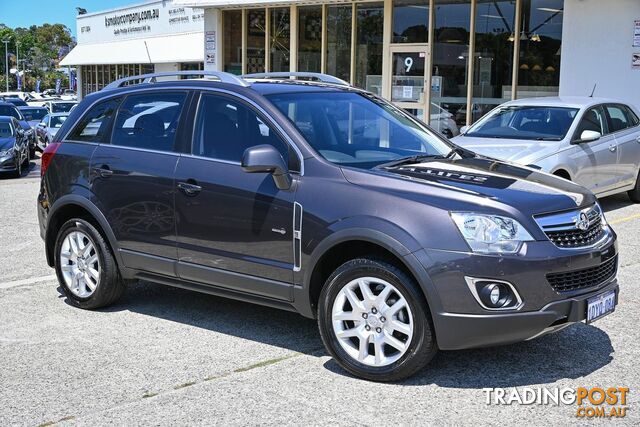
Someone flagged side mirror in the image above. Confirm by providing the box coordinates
[241,144,292,190]
[575,130,601,144]
[459,125,469,134]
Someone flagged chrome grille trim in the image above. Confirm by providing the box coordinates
[534,204,608,249]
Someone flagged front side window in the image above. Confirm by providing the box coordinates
[466,106,578,141]
[52,103,75,113]
[574,106,608,140]
[0,105,21,120]
[605,105,631,132]
[67,98,121,143]
[0,122,14,137]
[111,92,186,151]
[267,91,451,169]
[193,94,288,163]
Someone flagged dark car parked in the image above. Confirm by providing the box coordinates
[18,106,49,131]
[0,102,36,156]
[0,116,30,177]
[38,72,619,381]
[1,96,28,107]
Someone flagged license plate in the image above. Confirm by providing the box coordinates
[586,290,616,324]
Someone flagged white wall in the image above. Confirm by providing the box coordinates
[561,0,640,109]
[154,62,180,81]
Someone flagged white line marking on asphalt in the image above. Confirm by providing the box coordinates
[0,274,56,290]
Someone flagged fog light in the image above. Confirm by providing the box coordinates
[465,278,523,311]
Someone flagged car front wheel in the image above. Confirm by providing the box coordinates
[318,257,436,381]
[54,218,125,309]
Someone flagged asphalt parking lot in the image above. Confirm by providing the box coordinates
[1,156,638,426]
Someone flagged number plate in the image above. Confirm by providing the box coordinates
[586,290,616,324]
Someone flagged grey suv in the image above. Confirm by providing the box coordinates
[38,71,619,381]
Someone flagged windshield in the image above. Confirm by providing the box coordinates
[21,108,47,120]
[0,105,21,120]
[0,122,13,137]
[50,116,68,128]
[266,91,451,169]
[51,103,75,113]
[465,105,578,140]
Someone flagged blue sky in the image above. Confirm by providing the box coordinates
[0,0,140,38]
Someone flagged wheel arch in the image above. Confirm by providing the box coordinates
[551,168,572,180]
[295,228,436,319]
[45,195,124,273]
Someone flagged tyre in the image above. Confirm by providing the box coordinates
[13,157,22,178]
[318,257,437,382]
[628,171,640,203]
[22,148,30,168]
[54,218,125,309]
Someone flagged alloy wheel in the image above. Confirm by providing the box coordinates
[59,230,100,298]
[331,277,414,367]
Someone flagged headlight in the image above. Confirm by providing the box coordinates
[25,129,33,136]
[0,149,10,157]
[451,212,534,254]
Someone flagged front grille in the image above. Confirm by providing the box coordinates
[534,204,606,249]
[546,256,617,293]
[545,220,605,248]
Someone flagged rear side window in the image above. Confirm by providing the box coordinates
[605,105,631,132]
[111,92,186,152]
[193,94,288,163]
[67,98,121,143]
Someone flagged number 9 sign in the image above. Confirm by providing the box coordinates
[404,57,413,73]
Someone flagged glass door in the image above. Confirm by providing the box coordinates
[388,45,429,122]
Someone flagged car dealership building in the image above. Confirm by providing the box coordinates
[61,0,640,133]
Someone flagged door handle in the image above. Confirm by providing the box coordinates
[608,144,617,152]
[93,165,113,178]
[177,180,202,196]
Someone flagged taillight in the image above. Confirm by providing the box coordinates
[41,142,62,176]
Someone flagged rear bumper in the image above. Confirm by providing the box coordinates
[433,279,618,350]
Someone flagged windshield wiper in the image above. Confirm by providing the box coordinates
[377,154,446,169]
[535,136,562,141]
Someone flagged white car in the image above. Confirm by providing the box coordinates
[42,100,77,114]
[429,103,460,138]
[452,96,640,201]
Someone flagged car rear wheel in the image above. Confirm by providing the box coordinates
[318,257,436,382]
[54,218,125,309]
[629,171,640,203]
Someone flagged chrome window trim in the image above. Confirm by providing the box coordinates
[179,153,242,166]
[464,277,524,312]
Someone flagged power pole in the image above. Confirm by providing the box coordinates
[2,39,9,92]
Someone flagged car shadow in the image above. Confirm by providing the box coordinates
[59,281,613,387]
[599,193,634,213]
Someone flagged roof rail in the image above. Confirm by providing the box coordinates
[242,72,350,86]
[103,70,250,90]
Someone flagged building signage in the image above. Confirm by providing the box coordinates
[205,31,216,64]
[77,0,203,44]
[634,20,640,47]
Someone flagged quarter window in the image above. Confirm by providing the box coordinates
[67,98,121,143]
[605,105,631,132]
[111,92,186,151]
[193,94,289,164]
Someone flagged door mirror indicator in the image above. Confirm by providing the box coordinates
[241,144,292,190]
[575,130,601,144]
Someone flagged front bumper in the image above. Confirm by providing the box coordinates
[413,227,618,350]
[0,155,18,171]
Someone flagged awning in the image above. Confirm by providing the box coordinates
[172,0,317,8]
[60,32,204,66]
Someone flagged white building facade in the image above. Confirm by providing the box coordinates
[62,0,640,132]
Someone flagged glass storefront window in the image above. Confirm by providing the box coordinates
[431,0,471,136]
[517,0,562,98]
[392,0,430,43]
[355,2,384,93]
[326,5,352,83]
[298,6,322,72]
[270,8,290,72]
[472,0,516,123]
[223,10,243,75]
[247,9,266,73]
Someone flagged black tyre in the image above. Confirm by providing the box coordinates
[13,157,22,178]
[54,218,125,309]
[628,171,640,203]
[22,148,30,168]
[318,257,437,382]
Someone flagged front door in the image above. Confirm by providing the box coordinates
[388,45,429,123]
[174,92,296,301]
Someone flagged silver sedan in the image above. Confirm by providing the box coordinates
[452,96,640,202]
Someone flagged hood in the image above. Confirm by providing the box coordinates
[18,120,31,131]
[452,135,561,165]
[341,156,595,216]
[0,137,16,151]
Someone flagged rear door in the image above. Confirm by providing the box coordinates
[174,91,298,300]
[89,90,190,276]
[571,105,619,193]
[605,104,640,188]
